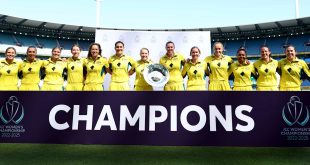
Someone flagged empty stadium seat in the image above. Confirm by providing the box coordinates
[287,34,310,52]
[0,33,15,45]
[221,34,310,57]
[244,38,266,55]
[36,37,59,48]
[14,35,36,47]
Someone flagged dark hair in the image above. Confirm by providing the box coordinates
[260,45,270,51]
[140,48,149,54]
[190,46,201,54]
[52,46,62,52]
[284,45,296,52]
[260,45,271,57]
[71,44,81,51]
[237,47,247,55]
[115,41,124,47]
[26,46,37,54]
[87,43,102,58]
[5,47,16,54]
[165,41,175,47]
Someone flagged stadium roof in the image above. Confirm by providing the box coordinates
[0,14,309,40]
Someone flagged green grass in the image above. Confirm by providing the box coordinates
[0,143,309,165]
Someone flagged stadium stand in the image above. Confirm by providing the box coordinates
[212,34,310,56]
[0,14,309,88]
[14,34,36,47]
[0,32,15,45]
[0,32,91,53]
[242,38,265,55]
[35,37,58,48]
[1,14,309,57]
[288,34,310,51]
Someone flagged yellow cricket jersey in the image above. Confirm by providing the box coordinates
[253,58,278,88]
[278,58,310,89]
[0,59,21,90]
[229,62,255,88]
[134,59,153,88]
[42,58,67,85]
[20,59,43,85]
[204,55,233,82]
[84,56,109,84]
[182,60,207,88]
[67,57,84,84]
[159,53,185,84]
[109,54,136,83]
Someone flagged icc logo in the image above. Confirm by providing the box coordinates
[0,96,24,124]
[282,96,309,126]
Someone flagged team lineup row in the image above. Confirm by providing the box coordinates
[0,41,310,91]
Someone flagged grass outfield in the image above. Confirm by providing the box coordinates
[0,144,309,165]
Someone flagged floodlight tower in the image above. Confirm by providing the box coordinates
[95,0,103,28]
[295,0,300,18]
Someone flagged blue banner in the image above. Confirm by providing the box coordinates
[0,91,310,146]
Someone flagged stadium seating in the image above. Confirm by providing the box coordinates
[287,35,309,52]
[221,40,244,56]
[304,57,310,63]
[56,39,91,50]
[15,35,37,47]
[36,37,59,48]
[1,32,309,58]
[244,38,266,55]
[0,33,16,45]
[213,34,310,57]
[76,40,91,51]
[0,32,92,50]
[58,39,77,50]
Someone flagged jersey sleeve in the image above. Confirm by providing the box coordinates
[18,61,23,71]
[101,57,109,69]
[204,56,211,76]
[301,60,310,78]
[277,60,283,75]
[228,62,235,76]
[108,57,113,70]
[179,54,185,65]
[251,64,256,75]
[181,63,189,78]
[63,61,68,69]
[129,56,137,68]
[159,56,165,66]
[42,60,48,68]
[227,56,233,67]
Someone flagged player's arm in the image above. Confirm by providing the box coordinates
[206,62,211,76]
[18,70,23,79]
[276,61,282,76]
[100,57,109,75]
[83,66,87,81]
[253,62,260,79]
[180,55,186,66]
[40,61,47,80]
[128,57,136,76]
[228,63,234,81]
[62,61,68,80]
[301,61,310,80]
[128,67,135,76]
[106,58,112,75]
[181,63,188,78]
[250,64,257,80]
[228,57,233,69]
[18,62,23,79]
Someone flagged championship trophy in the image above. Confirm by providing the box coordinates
[143,64,169,88]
